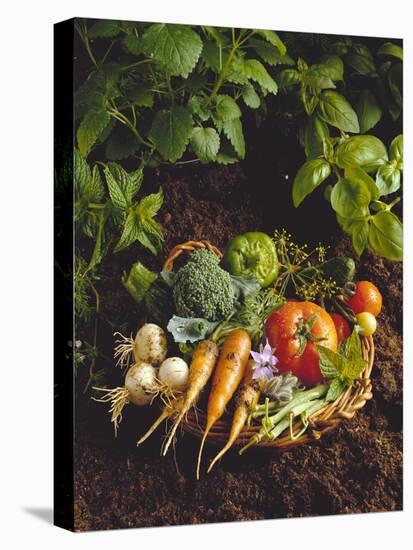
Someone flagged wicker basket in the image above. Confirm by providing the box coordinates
[163,240,375,450]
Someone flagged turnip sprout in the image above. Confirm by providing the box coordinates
[114,323,167,369]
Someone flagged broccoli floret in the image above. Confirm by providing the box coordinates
[173,249,234,321]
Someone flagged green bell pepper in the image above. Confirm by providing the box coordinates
[222,231,279,287]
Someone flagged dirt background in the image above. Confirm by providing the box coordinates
[73,105,403,530]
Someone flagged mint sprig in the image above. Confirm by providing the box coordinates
[317,328,367,402]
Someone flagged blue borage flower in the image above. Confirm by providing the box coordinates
[250,339,278,381]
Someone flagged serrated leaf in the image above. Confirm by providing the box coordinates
[241,84,261,109]
[88,20,121,38]
[250,38,294,66]
[188,96,211,121]
[215,141,239,165]
[341,328,366,375]
[77,109,110,157]
[114,211,140,252]
[317,91,359,133]
[126,84,154,108]
[256,30,286,56]
[190,127,220,162]
[104,162,142,209]
[222,118,245,159]
[243,59,278,94]
[317,345,342,379]
[122,34,142,55]
[149,107,193,162]
[138,218,164,254]
[136,188,164,218]
[326,378,346,402]
[355,90,382,133]
[214,95,241,121]
[276,69,301,89]
[142,23,202,77]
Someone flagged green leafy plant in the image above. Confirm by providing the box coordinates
[278,42,403,260]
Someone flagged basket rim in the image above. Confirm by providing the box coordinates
[163,239,374,450]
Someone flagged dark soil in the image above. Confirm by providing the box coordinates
[73,119,403,531]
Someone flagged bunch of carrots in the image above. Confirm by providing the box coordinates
[138,328,259,478]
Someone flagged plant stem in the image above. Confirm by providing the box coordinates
[108,105,153,149]
[206,29,239,105]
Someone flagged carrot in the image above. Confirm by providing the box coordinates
[160,339,219,456]
[196,329,251,479]
[207,360,260,473]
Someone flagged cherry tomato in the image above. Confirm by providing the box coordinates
[356,312,377,336]
[346,281,382,317]
[265,301,338,386]
[330,313,351,342]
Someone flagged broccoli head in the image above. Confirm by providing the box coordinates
[173,249,234,321]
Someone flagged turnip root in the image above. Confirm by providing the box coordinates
[93,362,158,435]
[114,323,167,369]
[158,357,189,392]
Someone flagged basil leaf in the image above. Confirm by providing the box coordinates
[293,159,331,207]
[317,91,360,133]
[304,116,330,159]
[355,90,382,133]
[344,166,380,201]
[368,211,403,261]
[351,220,370,256]
[376,163,401,196]
[389,134,403,164]
[345,52,376,76]
[377,42,403,60]
[335,135,388,173]
[388,64,402,107]
[318,55,344,81]
[330,178,371,218]
[276,68,302,89]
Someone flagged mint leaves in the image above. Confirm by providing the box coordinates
[317,329,367,402]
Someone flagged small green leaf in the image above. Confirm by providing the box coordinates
[149,107,193,163]
[77,109,110,157]
[142,23,203,77]
[368,211,403,261]
[376,164,401,196]
[223,118,245,159]
[330,178,370,219]
[104,162,142,209]
[325,378,346,402]
[377,42,403,60]
[293,159,331,207]
[318,55,344,81]
[276,69,301,89]
[88,20,121,38]
[243,59,278,94]
[115,211,141,252]
[388,64,402,107]
[122,34,142,55]
[345,52,376,75]
[335,135,388,173]
[355,90,382,133]
[250,38,294,66]
[241,84,261,109]
[214,95,241,121]
[351,220,369,256]
[136,188,164,218]
[317,345,342,379]
[122,261,158,304]
[126,84,154,108]
[303,116,330,160]
[188,96,211,122]
[317,91,360,133]
[344,166,380,201]
[304,65,336,92]
[190,127,220,163]
[74,150,104,203]
[215,141,239,165]
[341,329,366,373]
[389,134,403,163]
[256,30,286,56]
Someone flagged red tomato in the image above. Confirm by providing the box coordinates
[330,313,351,342]
[265,301,338,386]
[346,281,382,317]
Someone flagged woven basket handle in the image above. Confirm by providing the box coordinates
[162,240,222,271]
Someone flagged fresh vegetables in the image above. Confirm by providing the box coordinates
[346,280,382,317]
[138,339,219,451]
[223,231,279,287]
[196,329,251,478]
[114,323,167,369]
[356,312,377,336]
[172,249,234,321]
[93,361,158,434]
[158,357,189,391]
[207,360,261,472]
[265,301,338,386]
